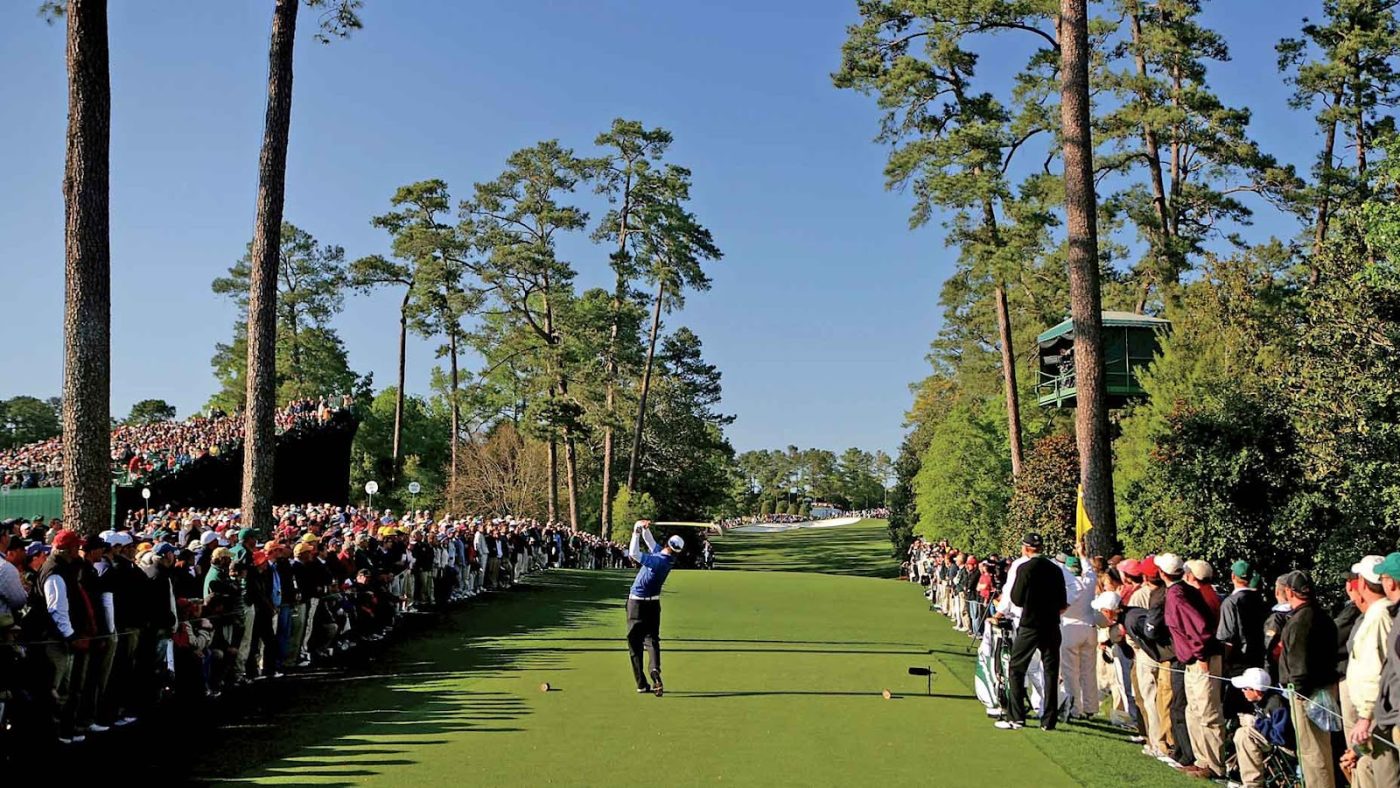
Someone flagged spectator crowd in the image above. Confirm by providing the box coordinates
[715,507,889,530]
[0,396,352,490]
[907,535,1400,787]
[0,503,626,751]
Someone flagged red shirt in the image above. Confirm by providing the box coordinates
[1119,580,1139,605]
[1165,581,1218,664]
[1199,583,1222,623]
[976,572,994,601]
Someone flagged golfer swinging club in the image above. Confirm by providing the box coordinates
[626,519,682,696]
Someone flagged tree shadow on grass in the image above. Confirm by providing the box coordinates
[669,690,968,700]
[713,523,899,578]
[530,645,929,656]
[521,636,925,647]
[23,571,630,785]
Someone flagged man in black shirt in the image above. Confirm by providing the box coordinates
[1278,570,1339,788]
[996,533,1067,731]
[1216,559,1267,677]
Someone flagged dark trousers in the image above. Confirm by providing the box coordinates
[63,647,93,736]
[99,630,140,724]
[1168,661,1195,765]
[248,607,277,677]
[1115,642,1144,734]
[273,605,294,672]
[1006,623,1061,728]
[625,598,661,689]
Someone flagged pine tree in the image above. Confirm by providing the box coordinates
[463,141,591,529]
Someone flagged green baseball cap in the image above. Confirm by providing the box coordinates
[1231,560,1251,579]
[237,527,258,543]
[1376,552,1400,580]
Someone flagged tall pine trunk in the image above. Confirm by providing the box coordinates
[994,283,1024,477]
[1311,88,1343,273]
[1355,77,1368,190]
[627,279,665,491]
[448,328,460,495]
[547,434,559,523]
[601,178,632,539]
[1168,63,1183,239]
[391,288,409,483]
[561,397,581,532]
[1129,11,1173,311]
[1060,0,1116,555]
[242,0,298,531]
[601,318,618,536]
[978,193,1023,477]
[61,0,111,536]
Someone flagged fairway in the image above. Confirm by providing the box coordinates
[189,520,1191,787]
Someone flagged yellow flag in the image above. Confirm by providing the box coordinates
[1075,484,1094,542]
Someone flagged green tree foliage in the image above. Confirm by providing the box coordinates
[631,328,736,522]
[611,485,658,538]
[1099,0,1296,306]
[1005,432,1078,555]
[760,499,773,516]
[1279,0,1400,261]
[885,434,923,557]
[0,396,62,450]
[123,399,176,425]
[210,222,360,410]
[1109,140,1400,582]
[733,443,893,512]
[912,400,1011,554]
[350,386,451,511]
[1120,394,1313,579]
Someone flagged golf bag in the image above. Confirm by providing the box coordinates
[976,617,1074,721]
[974,618,1013,717]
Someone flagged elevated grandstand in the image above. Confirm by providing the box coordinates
[0,403,358,524]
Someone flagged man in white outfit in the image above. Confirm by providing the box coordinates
[1060,544,1098,720]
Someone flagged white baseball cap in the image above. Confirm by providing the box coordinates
[1353,555,1385,584]
[1156,553,1184,576]
[104,531,134,548]
[1090,591,1121,612]
[667,535,685,551]
[1184,559,1213,581]
[1230,667,1272,692]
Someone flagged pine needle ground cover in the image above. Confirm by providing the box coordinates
[188,520,1192,786]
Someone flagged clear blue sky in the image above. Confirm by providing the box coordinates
[0,1,1320,455]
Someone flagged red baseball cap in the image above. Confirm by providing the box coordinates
[1138,555,1160,578]
[1118,558,1141,577]
[52,529,82,551]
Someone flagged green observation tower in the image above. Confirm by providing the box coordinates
[1035,311,1170,409]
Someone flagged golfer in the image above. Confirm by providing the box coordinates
[626,520,682,696]
[995,532,1067,731]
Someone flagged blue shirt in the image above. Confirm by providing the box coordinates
[629,545,674,599]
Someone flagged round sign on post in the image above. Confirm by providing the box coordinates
[364,481,379,495]
[408,482,421,495]
[141,487,152,500]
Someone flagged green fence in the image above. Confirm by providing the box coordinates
[0,486,117,524]
[0,486,63,521]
